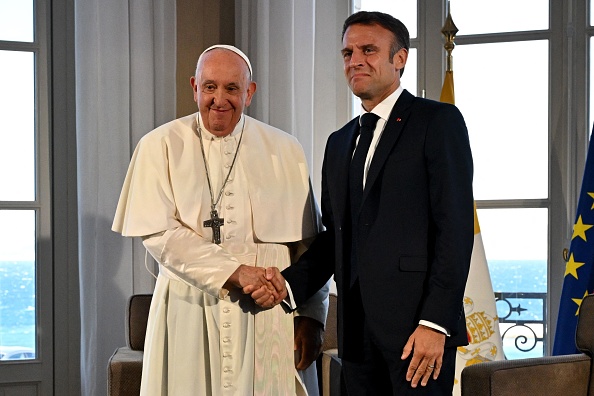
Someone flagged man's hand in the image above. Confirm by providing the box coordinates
[401,325,446,388]
[251,267,288,308]
[240,267,288,308]
[225,265,280,307]
[294,316,324,370]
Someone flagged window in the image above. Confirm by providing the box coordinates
[0,0,57,392]
[451,3,550,358]
[0,0,38,362]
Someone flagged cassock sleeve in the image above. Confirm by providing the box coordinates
[143,228,242,299]
[293,282,330,327]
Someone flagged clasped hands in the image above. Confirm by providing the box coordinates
[226,265,287,308]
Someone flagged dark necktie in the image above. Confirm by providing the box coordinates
[349,112,380,212]
[349,112,379,286]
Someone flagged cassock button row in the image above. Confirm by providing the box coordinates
[224,383,231,389]
[226,204,234,210]
[223,337,231,343]
[223,368,232,373]
[225,191,234,196]
[223,353,232,358]
[226,234,235,240]
[223,308,230,313]
[223,322,231,328]
[226,219,236,224]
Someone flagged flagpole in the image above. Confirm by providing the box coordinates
[441,2,458,74]
[439,2,458,105]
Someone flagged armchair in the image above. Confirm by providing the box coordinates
[107,294,151,396]
[461,294,594,396]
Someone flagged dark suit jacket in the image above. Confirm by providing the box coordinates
[283,89,474,361]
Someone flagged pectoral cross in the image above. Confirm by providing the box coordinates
[204,209,224,244]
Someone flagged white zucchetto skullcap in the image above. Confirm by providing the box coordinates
[200,44,253,76]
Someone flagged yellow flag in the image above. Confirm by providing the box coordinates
[445,76,505,396]
[440,70,455,105]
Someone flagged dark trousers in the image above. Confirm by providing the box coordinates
[341,320,457,396]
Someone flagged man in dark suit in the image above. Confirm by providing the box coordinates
[250,10,474,395]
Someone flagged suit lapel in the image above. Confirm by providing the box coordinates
[363,90,415,202]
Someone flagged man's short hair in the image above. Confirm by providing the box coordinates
[342,11,410,74]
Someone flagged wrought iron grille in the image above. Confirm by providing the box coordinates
[495,292,547,359]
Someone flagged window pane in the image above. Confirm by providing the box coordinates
[450,0,548,35]
[0,210,36,361]
[478,208,547,359]
[0,0,34,42]
[455,41,548,200]
[0,50,35,201]
[358,0,418,39]
[403,48,417,97]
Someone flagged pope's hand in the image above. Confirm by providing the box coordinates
[243,267,288,308]
[225,265,280,308]
[294,316,324,370]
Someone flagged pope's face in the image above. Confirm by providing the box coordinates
[191,49,256,137]
[341,23,407,110]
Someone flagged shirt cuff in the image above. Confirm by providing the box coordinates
[419,320,450,336]
[282,280,297,311]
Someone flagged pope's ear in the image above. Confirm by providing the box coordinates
[190,76,198,101]
[244,81,257,107]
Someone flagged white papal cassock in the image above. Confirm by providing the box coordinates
[112,113,329,395]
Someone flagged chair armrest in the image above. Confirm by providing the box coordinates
[461,354,591,396]
[322,348,342,396]
[108,347,144,396]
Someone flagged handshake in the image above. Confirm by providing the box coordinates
[226,264,288,309]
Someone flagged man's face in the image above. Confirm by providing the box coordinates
[341,23,407,109]
[191,49,256,137]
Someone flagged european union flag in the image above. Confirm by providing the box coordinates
[553,126,594,355]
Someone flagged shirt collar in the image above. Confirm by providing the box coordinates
[359,85,404,123]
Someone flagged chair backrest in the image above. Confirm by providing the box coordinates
[576,294,594,357]
[321,293,338,351]
[126,294,152,351]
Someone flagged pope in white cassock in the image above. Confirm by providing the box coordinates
[112,45,329,395]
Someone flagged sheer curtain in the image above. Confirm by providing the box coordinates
[74,0,175,394]
[74,0,351,393]
[235,0,351,199]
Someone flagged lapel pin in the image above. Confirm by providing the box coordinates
[396,118,402,122]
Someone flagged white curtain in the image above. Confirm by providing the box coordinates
[235,0,351,199]
[74,0,176,394]
[74,0,351,393]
